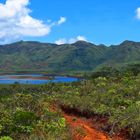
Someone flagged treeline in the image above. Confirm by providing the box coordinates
[91,63,140,79]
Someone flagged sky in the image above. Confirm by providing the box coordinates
[0,0,140,45]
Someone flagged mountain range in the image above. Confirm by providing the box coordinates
[0,40,140,73]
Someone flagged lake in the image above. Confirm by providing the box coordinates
[0,74,80,84]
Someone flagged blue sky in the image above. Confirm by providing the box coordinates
[0,0,140,45]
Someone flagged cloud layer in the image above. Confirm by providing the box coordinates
[0,0,66,44]
[55,36,87,45]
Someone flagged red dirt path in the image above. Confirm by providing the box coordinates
[51,105,126,140]
[63,113,109,140]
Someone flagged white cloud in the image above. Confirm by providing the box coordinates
[76,36,87,42]
[57,17,66,25]
[55,35,87,45]
[0,0,66,44]
[136,7,140,19]
[55,39,67,45]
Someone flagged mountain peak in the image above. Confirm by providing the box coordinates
[72,41,95,48]
[120,40,138,45]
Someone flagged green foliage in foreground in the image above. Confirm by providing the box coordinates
[0,92,70,140]
[0,73,140,139]
[55,75,140,139]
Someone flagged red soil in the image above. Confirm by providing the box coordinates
[63,113,109,140]
[51,104,127,140]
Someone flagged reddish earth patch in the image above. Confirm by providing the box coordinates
[51,104,127,140]
[63,112,109,140]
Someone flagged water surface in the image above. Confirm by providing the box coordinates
[0,74,79,84]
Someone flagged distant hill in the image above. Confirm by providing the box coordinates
[0,40,140,73]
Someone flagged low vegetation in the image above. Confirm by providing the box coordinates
[0,89,70,140]
[0,67,139,139]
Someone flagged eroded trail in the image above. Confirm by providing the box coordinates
[63,113,109,140]
[51,105,126,140]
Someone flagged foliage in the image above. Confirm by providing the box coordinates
[0,136,13,140]
[0,70,140,139]
[55,75,140,139]
[0,90,70,140]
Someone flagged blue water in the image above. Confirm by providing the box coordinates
[0,75,79,84]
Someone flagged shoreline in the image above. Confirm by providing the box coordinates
[7,75,53,80]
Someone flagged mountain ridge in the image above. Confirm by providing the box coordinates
[0,40,140,73]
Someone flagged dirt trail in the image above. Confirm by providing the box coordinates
[63,113,109,140]
[51,105,126,140]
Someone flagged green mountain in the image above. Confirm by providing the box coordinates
[0,40,140,73]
